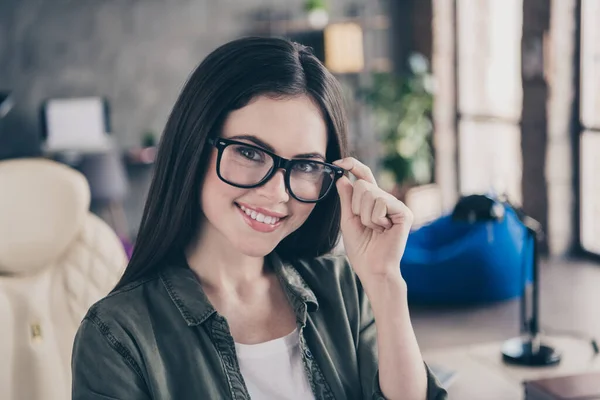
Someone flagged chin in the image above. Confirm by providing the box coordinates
[232,238,279,258]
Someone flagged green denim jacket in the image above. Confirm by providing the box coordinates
[72,253,448,400]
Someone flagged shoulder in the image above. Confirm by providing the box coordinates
[73,275,163,379]
[77,273,163,351]
[86,274,160,324]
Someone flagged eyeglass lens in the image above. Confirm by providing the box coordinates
[219,142,335,201]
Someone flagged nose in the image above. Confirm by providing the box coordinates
[255,169,290,203]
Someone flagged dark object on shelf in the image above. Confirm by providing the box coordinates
[524,372,600,399]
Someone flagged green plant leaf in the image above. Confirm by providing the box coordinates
[304,0,327,11]
[361,55,434,186]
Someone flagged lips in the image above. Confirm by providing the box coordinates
[238,204,281,225]
[236,201,287,217]
[235,203,286,233]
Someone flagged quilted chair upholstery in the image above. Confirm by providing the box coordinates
[0,158,127,400]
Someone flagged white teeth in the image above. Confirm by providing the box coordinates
[238,204,281,225]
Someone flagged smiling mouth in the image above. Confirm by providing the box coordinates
[235,203,287,226]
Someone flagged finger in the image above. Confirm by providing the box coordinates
[352,180,369,217]
[383,192,412,218]
[335,176,354,221]
[372,197,393,229]
[360,191,384,233]
[333,157,377,185]
[390,204,414,228]
[360,190,376,227]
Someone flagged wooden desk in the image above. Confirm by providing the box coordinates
[423,336,600,400]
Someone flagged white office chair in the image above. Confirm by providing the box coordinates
[0,158,127,400]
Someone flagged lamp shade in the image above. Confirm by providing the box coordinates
[324,23,364,74]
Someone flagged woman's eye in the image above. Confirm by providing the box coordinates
[295,162,318,173]
[239,147,262,161]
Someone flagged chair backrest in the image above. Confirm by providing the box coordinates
[0,158,127,400]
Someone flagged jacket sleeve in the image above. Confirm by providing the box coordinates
[71,317,151,400]
[355,277,448,400]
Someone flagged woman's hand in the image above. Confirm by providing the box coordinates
[333,157,413,285]
[334,158,433,400]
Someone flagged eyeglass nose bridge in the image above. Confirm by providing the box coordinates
[271,153,293,172]
[253,153,289,191]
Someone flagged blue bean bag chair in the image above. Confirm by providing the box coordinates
[401,205,533,304]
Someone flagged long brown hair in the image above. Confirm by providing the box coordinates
[114,37,349,290]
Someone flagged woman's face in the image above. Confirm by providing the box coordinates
[200,95,329,258]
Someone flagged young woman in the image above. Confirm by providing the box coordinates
[71,37,447,400]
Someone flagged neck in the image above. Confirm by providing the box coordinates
[185,216,268,292]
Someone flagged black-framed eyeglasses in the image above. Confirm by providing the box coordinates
[208,137,345,203]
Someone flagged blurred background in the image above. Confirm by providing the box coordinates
[1,0,600,399]
[2,0,598,258]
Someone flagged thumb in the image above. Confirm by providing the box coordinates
[335,175,354,221]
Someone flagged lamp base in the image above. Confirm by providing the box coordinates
[502,337,561,366]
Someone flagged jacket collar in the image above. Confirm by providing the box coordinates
[159,252,319,327]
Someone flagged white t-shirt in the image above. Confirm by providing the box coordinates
[235,329,315,400]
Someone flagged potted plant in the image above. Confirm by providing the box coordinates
[361,53,435,199]
[305,0,329,29]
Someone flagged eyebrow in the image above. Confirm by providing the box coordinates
[229,134,327,161]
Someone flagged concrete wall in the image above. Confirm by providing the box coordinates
[0,0,295,153]
[0,0,281,234]
[0,0,391,236]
